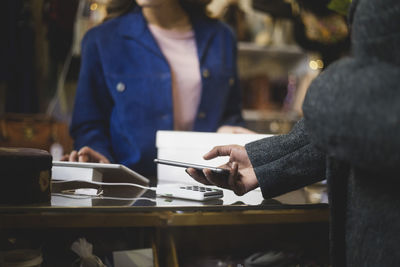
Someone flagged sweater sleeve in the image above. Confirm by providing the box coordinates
[303,57,400,172]
[246,119,326,199]
[70,29,115,162]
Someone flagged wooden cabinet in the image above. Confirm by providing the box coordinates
[1,202,329,266]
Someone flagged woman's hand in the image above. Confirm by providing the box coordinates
[186,144,258,196]
[60,146,110,163]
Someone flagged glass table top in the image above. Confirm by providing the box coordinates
[0,180,328,212]
[0,170,329,212]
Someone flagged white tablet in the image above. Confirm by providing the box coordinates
[52,161,149,185]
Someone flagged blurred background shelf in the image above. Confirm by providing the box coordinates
[238,42,304,58]
[252,0,294,18]
[243,109,299,134]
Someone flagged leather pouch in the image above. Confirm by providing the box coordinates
[0,113,73,153]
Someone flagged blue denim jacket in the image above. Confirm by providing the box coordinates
[70,8,243,177]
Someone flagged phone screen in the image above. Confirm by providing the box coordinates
[154,159,229,174]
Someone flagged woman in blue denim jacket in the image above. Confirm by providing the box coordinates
[64,0,250,178]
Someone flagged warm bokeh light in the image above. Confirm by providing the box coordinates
[90,3,98,11]
[309,60,319,70]
[309,59,324,70]
[316,59,324,69]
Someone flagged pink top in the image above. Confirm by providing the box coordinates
[148,24,202,131]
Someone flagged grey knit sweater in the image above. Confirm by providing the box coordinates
[246,0,400,266]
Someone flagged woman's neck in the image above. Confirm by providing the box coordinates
[142,3,192,32]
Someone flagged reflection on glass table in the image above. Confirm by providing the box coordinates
[50,179,328,209]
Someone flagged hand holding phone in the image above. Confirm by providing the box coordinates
[154,159,229,174]
[185,145,259,196]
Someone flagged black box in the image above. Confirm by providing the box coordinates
[0,147,52,204]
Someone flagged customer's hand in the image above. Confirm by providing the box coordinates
[186,145,258,196]
[60,146,110,163]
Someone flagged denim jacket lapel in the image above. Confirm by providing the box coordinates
[191,16,218,64]
[118,7,164,59]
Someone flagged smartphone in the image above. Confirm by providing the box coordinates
[154,159,229,174]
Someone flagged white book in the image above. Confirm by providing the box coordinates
[52,165,103,182]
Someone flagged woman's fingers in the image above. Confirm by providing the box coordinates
[61,147,110,163]
[69,150,79,162]
[77,146,94,162]
[78,153,90,162]
[78,146,110,163]
[60,154,69,161]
